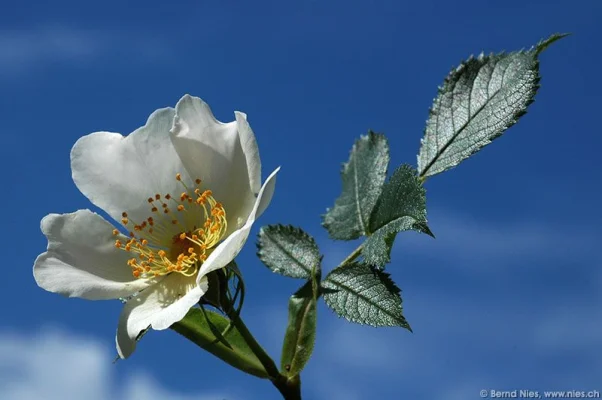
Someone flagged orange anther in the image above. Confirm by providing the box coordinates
[195,178,201,184]
[165,194,171,200]
[177,205,185,211]
[176,173,182,181]
[112,229,119,236]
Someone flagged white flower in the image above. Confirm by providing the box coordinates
[33,95,279,359]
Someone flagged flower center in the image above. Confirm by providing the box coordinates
[113,173,227,279]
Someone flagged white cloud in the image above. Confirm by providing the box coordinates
[0,27,168,76]
[0,328,230,400]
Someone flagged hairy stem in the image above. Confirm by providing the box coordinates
[273,375,302,400]
[226,310,279,377]
[336,243,364,269]
[225,309,302,399]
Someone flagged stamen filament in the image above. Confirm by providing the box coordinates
[114,173,228,279]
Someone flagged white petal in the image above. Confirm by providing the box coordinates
[33,210,152,300]
[116,274,208,359]
[256,167,280,219]
[170,95,256,232]
[234,111,261,195]
[196,167,280,284]
[71,107,188,224]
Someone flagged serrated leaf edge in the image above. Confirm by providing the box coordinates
[257,224,321,279]
[321,131,390,239]
[322,265,411,330]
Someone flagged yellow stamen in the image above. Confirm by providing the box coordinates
[115,174,228,279]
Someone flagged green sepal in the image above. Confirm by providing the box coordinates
[280,266,320,378]
[171,307,269,379]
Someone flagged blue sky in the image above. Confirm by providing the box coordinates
[1,0,601,399]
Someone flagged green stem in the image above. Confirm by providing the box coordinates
[226,310,280,377]
[273,375,302,400]
[336,243,364,269]
[226,309,302,399]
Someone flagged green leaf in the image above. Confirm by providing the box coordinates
[257,225,322,279]
[322,263,411,330]
[417,33,567,178]
[280,271,319,378]
[171,308,269,379]
[322,131,390,240]
[534,32,570,56]
[363,164,433,268]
